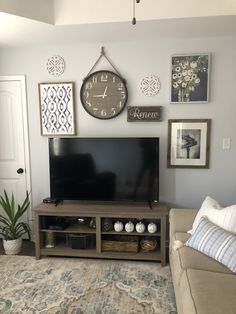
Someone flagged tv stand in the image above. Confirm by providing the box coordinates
[34,202,168,266]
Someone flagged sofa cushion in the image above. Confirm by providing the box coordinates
[189,196,236,234]
[169,231,231,290]
[180,269,236,314]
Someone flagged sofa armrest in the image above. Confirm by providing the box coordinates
[169,208,198,240]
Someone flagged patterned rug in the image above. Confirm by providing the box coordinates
[0,256,176,314]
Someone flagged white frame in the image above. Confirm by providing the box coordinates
[170,53,210,104]
[39,82,76,136]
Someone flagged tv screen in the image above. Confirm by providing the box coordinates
[49,137,159,203]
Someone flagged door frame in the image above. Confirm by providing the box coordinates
[0,75,32,219]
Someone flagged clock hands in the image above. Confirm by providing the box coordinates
[103,86,107,98]
[93,86,107,99]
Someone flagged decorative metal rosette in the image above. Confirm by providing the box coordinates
[46,55,65,76]
[140,75,161,96]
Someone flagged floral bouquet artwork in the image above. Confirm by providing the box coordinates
[171,54,210,103]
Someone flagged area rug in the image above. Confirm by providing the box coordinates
[0,255,176,314]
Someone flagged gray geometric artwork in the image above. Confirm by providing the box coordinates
[39,82,75,136]
[140,75,161,96]
[46,55,65,76]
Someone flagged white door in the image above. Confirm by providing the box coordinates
[0,76,31,223]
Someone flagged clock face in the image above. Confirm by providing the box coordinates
[80,70,128,119]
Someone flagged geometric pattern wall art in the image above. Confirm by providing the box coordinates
[46,55,65,76]
[140,75,161,96]
[38,82,76,136]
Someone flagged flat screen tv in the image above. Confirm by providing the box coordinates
[49,137,159,203]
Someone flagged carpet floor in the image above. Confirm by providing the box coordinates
[0,255,176,314]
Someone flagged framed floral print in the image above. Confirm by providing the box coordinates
[170,53,210,103]
[167,119,211,168]
[39,82,76,136]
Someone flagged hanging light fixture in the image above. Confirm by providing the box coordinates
[132,0,141,25]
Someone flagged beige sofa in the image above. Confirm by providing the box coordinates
[169,208,236,314]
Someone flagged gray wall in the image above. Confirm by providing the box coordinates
[0,36,235,209]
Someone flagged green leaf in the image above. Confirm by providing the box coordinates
[0,190,31,240]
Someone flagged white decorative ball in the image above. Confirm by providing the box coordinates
[136,222,145,233]
[125,221,134,233]
[147,222,157,234]
[114,221,123,232]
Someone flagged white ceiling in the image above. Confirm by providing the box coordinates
[0,1,236,48]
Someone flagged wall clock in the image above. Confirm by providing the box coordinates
[80,70,128,119]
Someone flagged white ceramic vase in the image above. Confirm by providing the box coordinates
[3,238,22,255]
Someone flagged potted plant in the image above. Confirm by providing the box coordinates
[0,190,31,255]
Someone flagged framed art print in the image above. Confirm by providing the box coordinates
[167,119,211,168]
[39,82,75,136]
[170,53,210,103]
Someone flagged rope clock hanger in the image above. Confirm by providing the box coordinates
[80,47,128,120]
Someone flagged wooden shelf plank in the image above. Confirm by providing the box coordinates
[34,201,168,218]
[41,246,97,257]
[40,245,161,261]
[101,230,161,236]
[40,224,96,234]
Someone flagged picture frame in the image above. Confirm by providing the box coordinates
[167,119,211,168]
[39,82,76,136]
[170,53,210,103]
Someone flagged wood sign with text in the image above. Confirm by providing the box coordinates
[127,106,162,122]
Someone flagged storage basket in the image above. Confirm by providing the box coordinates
[101,236,138,253]
[140,237,157,252]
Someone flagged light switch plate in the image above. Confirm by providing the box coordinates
[222,138,231,150]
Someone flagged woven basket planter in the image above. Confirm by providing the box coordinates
[3,238,22,255]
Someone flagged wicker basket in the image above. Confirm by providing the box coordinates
[102,236,138,253]
[140,237,158,252]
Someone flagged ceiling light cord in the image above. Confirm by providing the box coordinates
[132,0,140,25]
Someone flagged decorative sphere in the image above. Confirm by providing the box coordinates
[102,218,113,232]
[147,222,157,233]
[125,221,134,233]
[114,221,123,232]
[135,222,145,233]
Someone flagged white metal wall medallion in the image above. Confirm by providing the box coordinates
[140,75,161,96]
[46,55,65,76]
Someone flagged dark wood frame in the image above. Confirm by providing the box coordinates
[127,106,162,122]
[167,119,211,168]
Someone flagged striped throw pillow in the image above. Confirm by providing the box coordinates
[186,216,236,273]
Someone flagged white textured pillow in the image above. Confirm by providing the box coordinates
[188,196,236,234]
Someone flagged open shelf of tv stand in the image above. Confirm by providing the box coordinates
[34,201,168,266]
